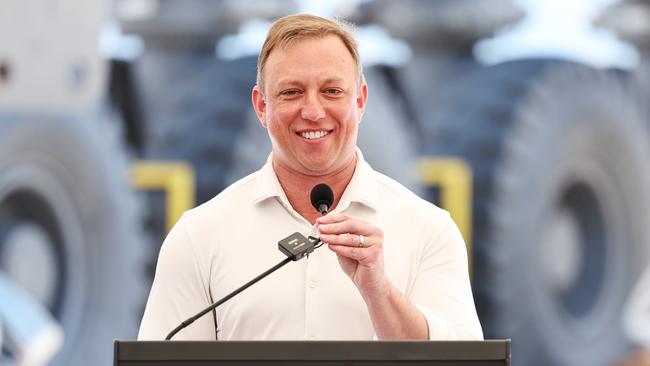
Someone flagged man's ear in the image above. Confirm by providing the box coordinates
[252,85,268,128]
[356,82,368,122]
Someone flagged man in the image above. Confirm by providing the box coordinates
[138,14,483,341]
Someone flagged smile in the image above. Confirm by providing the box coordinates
[298,130,331,140]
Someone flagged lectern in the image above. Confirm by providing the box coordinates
[114,340,511,366]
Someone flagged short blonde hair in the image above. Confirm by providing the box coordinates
[256,14,363,93]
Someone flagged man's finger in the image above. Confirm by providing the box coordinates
[316,213,350,224]
[328,244,373,261]
[320,233,369,247]
[318,220,370,236]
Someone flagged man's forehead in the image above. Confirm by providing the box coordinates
[260,34,361,93]
[277,34,346,51]
[267,35,353,63]
[274,76,347,86]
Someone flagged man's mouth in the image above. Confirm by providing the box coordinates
[298,130,331,140]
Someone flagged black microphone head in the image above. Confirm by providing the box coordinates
[310,183,334,215]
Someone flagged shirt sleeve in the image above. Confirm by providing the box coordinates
[410,212,484,340]
[137,213,216,340]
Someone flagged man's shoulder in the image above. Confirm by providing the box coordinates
[367,169,458,243]
[369,169,448,218]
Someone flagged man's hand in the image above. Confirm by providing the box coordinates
[317,213,429,339]
[316,213,388,300]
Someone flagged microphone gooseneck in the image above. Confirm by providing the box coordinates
[166,186,329,340]
[165,257,292,340]
[310,184,334,216]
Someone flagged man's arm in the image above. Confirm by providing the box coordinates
[138,214,215,340]
[317,213,428,339]
[359,275,429,339]
[317,212,482,340]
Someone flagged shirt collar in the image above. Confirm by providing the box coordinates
[251,153,285,203]
[251,148,379,211]
[336,148,379,212]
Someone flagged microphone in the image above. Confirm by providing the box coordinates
[165,187,331,340]
[310,183,334,215]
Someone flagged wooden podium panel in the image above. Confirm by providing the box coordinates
[114,340,511,366]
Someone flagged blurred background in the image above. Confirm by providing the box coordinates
[1,0,650,365]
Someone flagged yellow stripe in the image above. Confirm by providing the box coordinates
[131,161,195,233]
[418,158,473,275]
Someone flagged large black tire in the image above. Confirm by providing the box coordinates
[0,112,147,365]
[427,60,650,366]
[358,67,422,192]
[134,50,257,205]
[133,49,258,250]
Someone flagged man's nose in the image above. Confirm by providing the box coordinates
[301,94,326,121]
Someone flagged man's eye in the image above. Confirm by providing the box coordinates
[281,89,301,96]
[324,88,342,95]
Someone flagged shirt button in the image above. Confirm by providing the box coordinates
[309,281,316,289]
[309,336,316,341]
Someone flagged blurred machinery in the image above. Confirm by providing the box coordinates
[0,0,147,364]
[1,0,649,365]
[362,1,650,365]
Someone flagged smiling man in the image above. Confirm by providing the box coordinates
[138,14,483,341]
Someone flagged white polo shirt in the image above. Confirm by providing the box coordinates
[138,149,483,341]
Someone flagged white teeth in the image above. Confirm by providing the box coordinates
[300,130,329,139]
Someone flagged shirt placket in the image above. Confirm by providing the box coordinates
[304,223,321,340]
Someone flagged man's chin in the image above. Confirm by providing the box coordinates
[301,163,336,176]
[299,159,357,178]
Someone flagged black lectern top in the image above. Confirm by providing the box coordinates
[114,340,511,366]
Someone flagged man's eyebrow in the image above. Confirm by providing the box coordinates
[275,77,347,87]
[276,79,303,87]
[322,77,346,84]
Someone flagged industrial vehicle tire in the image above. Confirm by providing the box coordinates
[132,51,259,250]
[358,67,422,191]
[428,60,650,366]
[134,51,258,205]
[0,113,147,365]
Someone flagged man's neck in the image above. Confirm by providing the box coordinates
[273,155,357,225]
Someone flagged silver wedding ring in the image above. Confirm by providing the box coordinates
[358,234,365,248]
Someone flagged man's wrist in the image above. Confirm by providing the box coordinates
[359,275,392,305]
